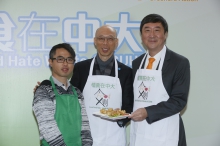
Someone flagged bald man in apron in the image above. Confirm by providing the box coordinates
[71,25,133,146]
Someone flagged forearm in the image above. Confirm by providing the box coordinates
[33,88,66,145]
[77,89,93,145]
[145,98,186,123]
[33,102,66,145]
[81,107,93,145]
[81,130,93,146]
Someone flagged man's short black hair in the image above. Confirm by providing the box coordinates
[49,43,75,59]
[140,14,168,34]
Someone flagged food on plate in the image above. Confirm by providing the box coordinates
[100,108,128,117]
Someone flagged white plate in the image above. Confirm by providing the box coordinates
[93,111,129,120]
[101,114,129,120]
[93,112,106,117]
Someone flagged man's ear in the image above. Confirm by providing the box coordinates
[115,38,119,50]
[94,37,97,45]
[94,38,97,49]
[48,59,53,68]
[165,32,168,39]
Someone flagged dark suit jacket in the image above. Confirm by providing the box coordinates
[70,58,134,127]
[132,47,190,146]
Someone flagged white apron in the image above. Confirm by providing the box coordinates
[83,57,126,146]
[130,48,179,146]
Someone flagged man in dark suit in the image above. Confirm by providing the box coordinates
[70,25,133,146]
[129,14,190,146]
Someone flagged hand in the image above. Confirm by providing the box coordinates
[33,81,41,93]
[128,108,148,121]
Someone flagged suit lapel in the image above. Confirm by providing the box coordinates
[141,54,147,69]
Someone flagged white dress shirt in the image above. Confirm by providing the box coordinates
[144,45,166,70]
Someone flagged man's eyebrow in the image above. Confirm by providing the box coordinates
[144,26,161,29]
[56,56,72,58]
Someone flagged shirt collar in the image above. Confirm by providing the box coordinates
[147,45,166,59]
[51,76,70,90]
[145,45,166,69]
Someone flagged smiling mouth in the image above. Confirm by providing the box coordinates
[149,40,157,42]
[62,68,69,73]
[102,48,108,53]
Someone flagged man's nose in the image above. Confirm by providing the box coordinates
[103,38,108,44]
[149,30,155,37]
[63,59,68,65]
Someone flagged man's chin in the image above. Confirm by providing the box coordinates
[60,73,71,78]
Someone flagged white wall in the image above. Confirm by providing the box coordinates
[0,0,220,145]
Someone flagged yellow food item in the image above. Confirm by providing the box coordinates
[100,108,107,114]
[107,108,113,112]
[100,108,127,117]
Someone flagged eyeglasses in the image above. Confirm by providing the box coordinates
[96,37,117,44]
[51,56,75,64]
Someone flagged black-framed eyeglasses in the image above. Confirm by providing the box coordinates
[96,37,117,44]
[51,56,75,64]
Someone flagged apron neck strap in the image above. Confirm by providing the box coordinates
[50,76,59,96]
[89,56,118,77]
[139,53,148,69]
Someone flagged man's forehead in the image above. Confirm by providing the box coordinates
[54,48,71,56]
[143,22,163,28]
[96,27,116,36]
[96,34,115,37]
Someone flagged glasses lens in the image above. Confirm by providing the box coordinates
[97,37,115,43]
[67,58,74,63]
[56,56,64,63]
[107,38,114,43]
[98,37,105,42]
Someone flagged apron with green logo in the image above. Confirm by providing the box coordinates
[41,76,82,146]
